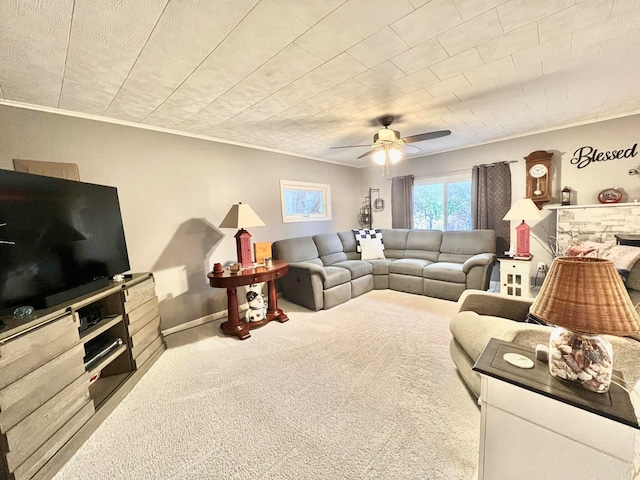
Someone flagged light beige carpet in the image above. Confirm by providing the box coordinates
[53,290,480,480]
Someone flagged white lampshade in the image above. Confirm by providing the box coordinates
[388,148,402,163]
[373,149,386,165]
[219,203,265,229]
[502,198,544,222]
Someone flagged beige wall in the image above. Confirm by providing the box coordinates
[0,105,361,331]
[361,114,640,270]
[3,103,639,329]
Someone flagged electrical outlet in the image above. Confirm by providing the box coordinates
[537,262,547,272]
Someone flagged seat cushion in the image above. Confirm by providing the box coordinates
[423,262,466,283]
[389,258,431,276]
[322,266,351,289]
[332,260,373,279]
[366,258,394,275]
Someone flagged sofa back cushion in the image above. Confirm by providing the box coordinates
[380,229,409,258]
[404,230,442,261]
[337,231,361,260]
[439,230,496,263]
[272,236,321,265]
[313,233,348,265]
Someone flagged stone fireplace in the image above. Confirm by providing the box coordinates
[551,203,640,251]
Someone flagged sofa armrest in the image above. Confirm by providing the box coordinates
[461,253,496,274]
[457,289,533,322]
[288,261,327,281]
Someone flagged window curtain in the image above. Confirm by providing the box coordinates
[391,175,414,229]
[472,162,511,255]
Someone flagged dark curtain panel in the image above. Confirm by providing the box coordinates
[391,175,414,229]
[472,162,511,255]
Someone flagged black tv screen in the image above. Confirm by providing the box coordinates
[0,169,130,314]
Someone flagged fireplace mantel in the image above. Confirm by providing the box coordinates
[544,202,639,210]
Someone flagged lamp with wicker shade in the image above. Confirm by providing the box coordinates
[530,256,640,393]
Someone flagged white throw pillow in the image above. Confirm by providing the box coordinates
[359,238,385,260]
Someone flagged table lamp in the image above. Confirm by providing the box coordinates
[219,203,265,268]
[502,198,543,258]
[529,257,640,393]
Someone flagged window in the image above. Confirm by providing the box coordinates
[413,173,472,230]
[280,180,332,223]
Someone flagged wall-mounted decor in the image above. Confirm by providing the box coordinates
[358,188,384,228]
[280,180,331,223]
[524,150,552,208]
[570,143,637,169]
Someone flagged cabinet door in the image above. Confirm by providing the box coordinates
[127,296,159,335]
[131,315,161,359]
[123,278,157,313]
[481,405,632,479]
[0,314,79,391]
[4,374,92,473]
[0,344,86,432]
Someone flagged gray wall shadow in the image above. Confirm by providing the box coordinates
[153,218,227,332]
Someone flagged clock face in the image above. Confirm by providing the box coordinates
[529,164,548,178]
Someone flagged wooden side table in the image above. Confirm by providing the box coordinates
[498,257,532,297]
[473,339,639,479]
[207,260,289,340]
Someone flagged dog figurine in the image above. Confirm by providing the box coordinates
[245,284,267,322]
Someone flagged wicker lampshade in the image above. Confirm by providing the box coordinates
[530,256,640,336]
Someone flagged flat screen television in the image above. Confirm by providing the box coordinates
[0,169,130,314]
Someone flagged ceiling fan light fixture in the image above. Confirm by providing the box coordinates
[373,149,387,165]
[375,128,400,143]
[389,148,402,163]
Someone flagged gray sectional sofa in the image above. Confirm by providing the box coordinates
[271,229,497,311]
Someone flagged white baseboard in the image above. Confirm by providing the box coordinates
[162,310,228,336]
[161,291,282,337]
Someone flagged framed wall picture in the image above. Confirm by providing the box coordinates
[280,180,332,223]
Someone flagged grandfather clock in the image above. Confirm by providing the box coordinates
[524,150,552,209]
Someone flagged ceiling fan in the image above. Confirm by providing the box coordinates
[330,115,451,171]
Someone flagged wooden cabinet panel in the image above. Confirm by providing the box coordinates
[5,374,91,472]
[0,315,79,391]
[131,316,161,359]
[124,279,156,313]
[13,402,94,480]
[0,344,86,432]
[127,297,159,335]
[134,336,164,369]
[0,273,164,480]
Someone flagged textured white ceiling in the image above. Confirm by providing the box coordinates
[2,0,640,167]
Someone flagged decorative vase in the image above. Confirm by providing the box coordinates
[548,327,613,393]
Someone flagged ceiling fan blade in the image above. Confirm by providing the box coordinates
[400,144,421,153]
[402,130,451,144]
[357,148,380,159]
[330,144,373,149]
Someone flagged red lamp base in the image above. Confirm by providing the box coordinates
[515,220,531,258]
[235,229,254,268]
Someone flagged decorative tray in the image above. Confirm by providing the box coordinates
[598,188,622,204]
